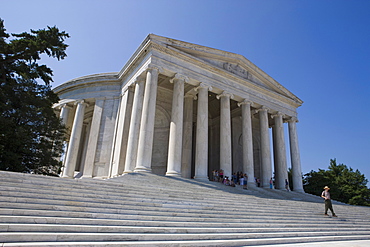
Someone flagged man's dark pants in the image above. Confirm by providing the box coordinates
[325,199,335,215]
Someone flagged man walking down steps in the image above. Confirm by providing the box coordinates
[321,186,337,217]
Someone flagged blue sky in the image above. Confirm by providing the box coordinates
[2,0,370,186]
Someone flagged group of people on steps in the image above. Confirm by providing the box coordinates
[212,170,249,189]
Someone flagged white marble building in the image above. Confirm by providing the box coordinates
[53,34,304,192]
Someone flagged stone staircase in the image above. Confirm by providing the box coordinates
[0,171,369,246]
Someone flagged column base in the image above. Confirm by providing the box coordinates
[123,170,134,174]
[133,167,152,173]
[165,171,181,177]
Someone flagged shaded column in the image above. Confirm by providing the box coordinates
[62,100,87,178]
[59,104,71,126]
[124,78,145,173]
[217,91,233,178]
[181,92,196,178]
[166,74,188,176]
[288,117,304,192]
[258,106,272,188]
[135,65,161,172]
[110,86,134,177]
[238,100,255,187]
[272,112,288,190]
[194,83,212,180]
[82,99,105,178]
[58,104,72,163]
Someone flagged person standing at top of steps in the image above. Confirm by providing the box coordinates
[219,170,224,182]
[243,174,248,190]
[285,179,290,192]
[239,175,245,188]
[321,186,337,217]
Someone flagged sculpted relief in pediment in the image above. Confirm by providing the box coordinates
[223,62,266,89]
[223,62,250,80]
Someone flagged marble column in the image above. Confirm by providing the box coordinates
[78,122,90,174]
[135,65,160,172]
[258,106,272,188]
[238,100,255,187]
[272,112,288,190]
[181,92,196,178]
[288,117,304,192]
[166,74,188,176]
[194,83,212,180]
[217,91,233,179]
[124,78,145,173]
[82,99,104,178]
[62,100,87,178]
[110,87,134,177]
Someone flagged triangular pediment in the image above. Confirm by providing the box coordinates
[148,34,302,104]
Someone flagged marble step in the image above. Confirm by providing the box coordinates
[0,214,362,227]
[0,202,311,220]
[2,230,370,243]
[1,215,368,229]
[3,236,370,247]
[1,207,356,224]
[3,224,369,234]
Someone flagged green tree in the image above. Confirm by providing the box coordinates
[0,19,69,175]
[304,159,370,206]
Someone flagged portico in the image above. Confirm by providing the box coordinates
[53,34,304,192]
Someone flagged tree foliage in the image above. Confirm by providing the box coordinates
[304,159,370,206]
[0,19,69,175]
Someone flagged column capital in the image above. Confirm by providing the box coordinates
[74,100,89,107]
[58,103,72,110]
[184,93,197,100]
[130,72,147,88]
[194,82,212,92]
[216,91,234,100]
[133,75,146,85]
[170,73,189,84]
[271,111,284,119]
[237,99,253,108]
[121,85,135,97]
[255,106,270,114]
[288,116,299,123]
[146,64,164,74]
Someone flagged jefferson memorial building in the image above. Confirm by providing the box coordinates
[53,34,304,192]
